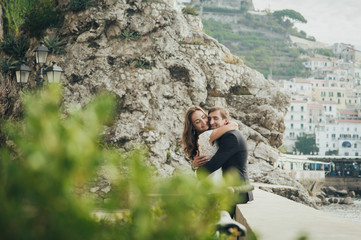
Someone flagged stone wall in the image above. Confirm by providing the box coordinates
[324,177,361,192]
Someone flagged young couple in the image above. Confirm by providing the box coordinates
[182,106,254,205]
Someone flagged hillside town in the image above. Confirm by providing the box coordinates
[176,0,361,156]
[280,42,361,156]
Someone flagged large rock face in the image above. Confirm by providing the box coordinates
[1,0,318,206]
[51,0,289,177]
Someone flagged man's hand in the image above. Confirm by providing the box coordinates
[192,151,209,168]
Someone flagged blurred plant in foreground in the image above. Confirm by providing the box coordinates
[0,85,240,240]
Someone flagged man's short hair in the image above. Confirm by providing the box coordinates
[208,106,229,120]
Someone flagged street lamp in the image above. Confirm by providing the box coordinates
[35,41,49,65]
[34,41,49,82]
[15,42,64,89]
[15,61,31,89]
[44,61,64,83]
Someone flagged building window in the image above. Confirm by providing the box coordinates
[291,106,294,111]
[291,124,293,129]
[301,124,304,129]
[309,118,312,123]
[301,106,304,111]
[291,115,293,120]
[332,134,336,139]
[329,92,333,97]
[355,143,357,148]
[329,106,332,111]
[337,92,341,97]
[301,115,304,120]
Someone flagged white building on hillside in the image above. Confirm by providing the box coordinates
[283,98,325,152]
[316,119,361,156]
[279,78,312,97]
[303,57,334,71]
[319,101,337,119]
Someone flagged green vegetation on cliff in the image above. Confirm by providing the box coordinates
[202,18,310,79]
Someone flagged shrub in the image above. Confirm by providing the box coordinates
[224,55,243,65]
[182,6,198,16]
[0,56,19,75]
[120,59,151,69]
[0,0,32,36]
[22,0,64,39]
[116,30,142,41]
[44,34,66,54]
[69,0,97,12]
[0,85,239,239]
[0,34,30,60]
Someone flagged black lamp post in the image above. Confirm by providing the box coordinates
[44,61,64,83]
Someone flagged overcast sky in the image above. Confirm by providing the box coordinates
[252,0,361,50]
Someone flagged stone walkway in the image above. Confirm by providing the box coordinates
[235,185,361,240]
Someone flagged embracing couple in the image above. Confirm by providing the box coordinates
[182,106,254,208]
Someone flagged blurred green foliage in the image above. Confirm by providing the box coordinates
[0,85,240,239]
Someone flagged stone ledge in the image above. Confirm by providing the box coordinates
[235,187,361,240]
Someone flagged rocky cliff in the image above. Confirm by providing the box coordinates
[0,0,318,207]
[56,0,288,173]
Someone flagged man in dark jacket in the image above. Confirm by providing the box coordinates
[195,107,254,215]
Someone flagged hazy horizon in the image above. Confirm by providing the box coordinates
[253,0,361,50]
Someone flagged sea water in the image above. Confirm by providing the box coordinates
[321,199,361,225]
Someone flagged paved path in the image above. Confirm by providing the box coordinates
[235,186,361,240]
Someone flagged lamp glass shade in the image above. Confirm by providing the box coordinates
[35,51,48,65]
[35,42,49,65]
[15,62,31,83]
[44,62,64,83]
[16,70,31,83]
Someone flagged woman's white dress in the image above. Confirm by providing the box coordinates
[198,130,223,184]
